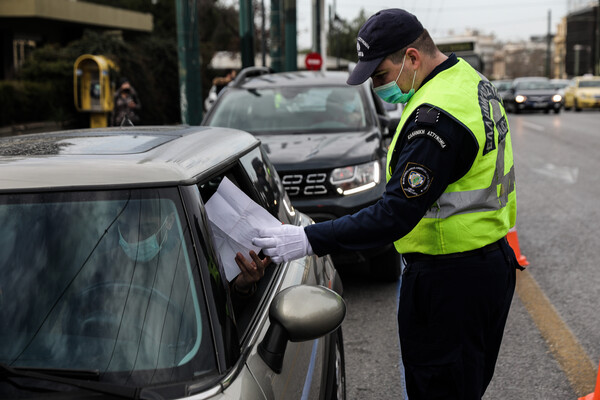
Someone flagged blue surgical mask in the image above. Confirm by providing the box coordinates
[343,103,356,113]
[373,54,416,104]
[118,218,168,262]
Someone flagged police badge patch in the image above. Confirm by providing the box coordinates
[401,162,433,198]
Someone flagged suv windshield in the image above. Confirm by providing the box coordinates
[207,86,369,133]
[0,188,214,386]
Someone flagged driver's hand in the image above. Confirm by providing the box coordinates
[232,250,271,293]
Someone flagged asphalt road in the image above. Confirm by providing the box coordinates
[340,109,600,399]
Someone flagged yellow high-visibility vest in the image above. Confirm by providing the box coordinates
[386,58,516,254]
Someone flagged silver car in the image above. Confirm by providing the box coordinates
[0,126,346,399]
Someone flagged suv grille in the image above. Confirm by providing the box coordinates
[282,172,331,197]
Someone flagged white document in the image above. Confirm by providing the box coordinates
[205,177,282,281]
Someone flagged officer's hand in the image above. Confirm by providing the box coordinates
[252,225,313,263]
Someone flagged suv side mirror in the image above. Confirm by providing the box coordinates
[378,114,391,135]
[258,285,346,373]
[387,118,400,137]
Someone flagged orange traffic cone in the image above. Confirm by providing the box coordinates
[506,227,529,268]
[579,361,600,399]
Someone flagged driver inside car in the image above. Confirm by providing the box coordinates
[117,200,270,298]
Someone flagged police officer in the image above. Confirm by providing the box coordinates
[253,8,522,399]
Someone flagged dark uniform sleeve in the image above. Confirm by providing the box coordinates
[305,106,478,256]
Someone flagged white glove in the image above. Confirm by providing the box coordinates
[252,225,314,263]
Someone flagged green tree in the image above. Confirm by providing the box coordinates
[10,0,241,127]
[327,9,368,66]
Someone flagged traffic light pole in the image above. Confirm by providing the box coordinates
[175,0,202,124]
[270,0,283,72]
[239,0,255,68]
[284,0,297,71]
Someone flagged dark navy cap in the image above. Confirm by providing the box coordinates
[347,9,424,85]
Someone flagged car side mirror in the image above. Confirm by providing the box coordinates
[258,285,346,373]
[387,118,400,137]
[378,114,390,132]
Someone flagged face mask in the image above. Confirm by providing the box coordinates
[373,54,416,104]
[343,103,356,113]
[118,218,168,262]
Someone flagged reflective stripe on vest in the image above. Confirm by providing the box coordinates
[386,58,516,255]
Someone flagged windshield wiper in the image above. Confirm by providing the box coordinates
[0,363,153,399]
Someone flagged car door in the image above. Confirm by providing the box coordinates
[195,146,332,399]
[237,147,330,400]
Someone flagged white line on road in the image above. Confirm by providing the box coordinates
[521,121,545,132]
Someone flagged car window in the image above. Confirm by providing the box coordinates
[492,81,512,91]
[239,147,296,225]
[0,188,216,385]
[515,81,554,90]
[579,80,600,88]
[197,157,285,338]
[207,86,369,133]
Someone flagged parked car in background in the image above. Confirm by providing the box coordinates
[203,67,403,281]
[563,75,600,111]
[502,77,562,114]
[0,126,346,399]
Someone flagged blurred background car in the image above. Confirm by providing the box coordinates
[0,126,346,399]
[491,79,513,99]
[563,75,600,111]
[550,78,573,109]
[203,67,403,281]
[502,77,562,114]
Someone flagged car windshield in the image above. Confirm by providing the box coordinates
[207,86,369,133]
[579,80,600,88]
[551,80,571,89]
[0,188,215,386]
[516,80,554,90]
[493,81,512,91]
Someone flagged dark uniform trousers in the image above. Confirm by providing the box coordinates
[398,238,519,399]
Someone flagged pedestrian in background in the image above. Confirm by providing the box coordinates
[213,69,237,95]
[253,8,523,399]
[112,78,141,126]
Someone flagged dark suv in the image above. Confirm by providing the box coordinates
[202,67,402,281]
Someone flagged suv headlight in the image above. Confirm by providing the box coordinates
[515,95,526,103]
[331,161,380,196]
[552,94,562,102]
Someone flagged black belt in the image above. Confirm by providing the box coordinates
[403,238,506,264]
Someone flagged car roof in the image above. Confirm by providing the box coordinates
[230,70,366,90]
[0,125,259,191]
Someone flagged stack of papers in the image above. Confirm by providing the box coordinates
[205,177,282,281]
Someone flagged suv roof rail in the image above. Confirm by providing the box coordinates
[231,66,273,87]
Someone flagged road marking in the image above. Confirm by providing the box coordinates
[516,269,597,396]
[532,163,579,184]
[521,120,545,131]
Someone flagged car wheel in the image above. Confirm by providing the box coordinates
[325,328,346,400]
[575,99,582,112]
[554,108,560,114]
[370,247,402,281]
